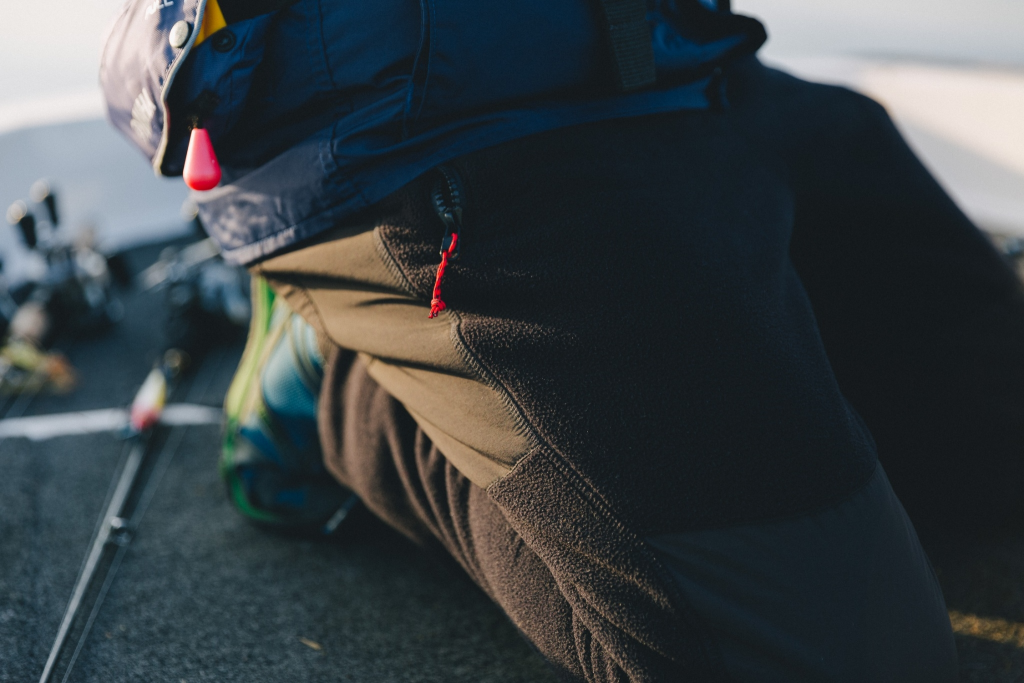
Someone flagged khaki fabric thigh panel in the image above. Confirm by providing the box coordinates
[256,222,533,488]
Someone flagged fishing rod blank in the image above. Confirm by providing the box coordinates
[38,353,183,683]
[38,433,150,683]
[58,424,189,683]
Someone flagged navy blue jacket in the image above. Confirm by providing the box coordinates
[101,0,764,264]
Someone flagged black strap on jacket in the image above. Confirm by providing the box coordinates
[216,0,298,25]
[594,0,657,92]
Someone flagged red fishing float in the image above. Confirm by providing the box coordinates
[182,127,221,191]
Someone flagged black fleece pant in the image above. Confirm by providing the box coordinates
[254,58,1024,681]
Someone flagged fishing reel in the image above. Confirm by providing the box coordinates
[139,202,250,367]
[4,181,125,348]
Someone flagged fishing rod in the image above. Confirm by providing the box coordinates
[38,350,187,683]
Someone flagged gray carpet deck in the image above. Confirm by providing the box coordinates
[3,244,1024,681]
[0,245,556,682]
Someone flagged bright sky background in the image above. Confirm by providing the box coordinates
[735,0,1024,66]
[0,1,124,104]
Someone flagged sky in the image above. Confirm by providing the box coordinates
[0,0,125,103]
[736,0,1024,66]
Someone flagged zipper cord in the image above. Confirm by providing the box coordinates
[428,166,464,319]
[429,232,459,318]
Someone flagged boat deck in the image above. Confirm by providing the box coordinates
[1,243,1022,682]
[0,244,555,683]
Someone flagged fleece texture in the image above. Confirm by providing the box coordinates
[319,353,724,681]
[369,84,879,537]
[260,58,1019,680]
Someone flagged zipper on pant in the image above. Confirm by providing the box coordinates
[428,166,464,318]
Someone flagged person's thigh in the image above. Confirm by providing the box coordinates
[320,350,956,683]
[726,58,1024,539]
[650,464,954,682]
[317,350,693,682]
[258,106,955,680]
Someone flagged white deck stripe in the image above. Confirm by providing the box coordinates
[0,404,222,442]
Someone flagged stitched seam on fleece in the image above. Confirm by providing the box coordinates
[495,444,723,678]
[447,309,539,453]
[374,223,536,471]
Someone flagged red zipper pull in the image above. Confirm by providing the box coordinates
[183,127,222,191]
[429,166,464,319]
[429,232,459,318]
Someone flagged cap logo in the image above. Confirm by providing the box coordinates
[145,0,174,17]
[130,89,157,141]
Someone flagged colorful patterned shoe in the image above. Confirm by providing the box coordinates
[221,277,358,535]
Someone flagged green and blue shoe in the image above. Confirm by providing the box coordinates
[221,277,358,535]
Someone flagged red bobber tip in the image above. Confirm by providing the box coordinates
[183,127,222,191]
